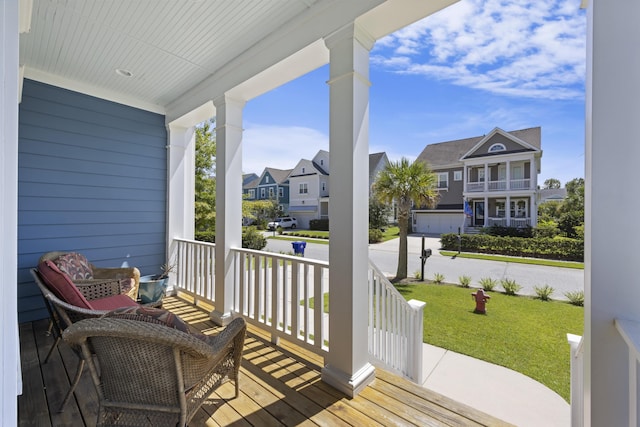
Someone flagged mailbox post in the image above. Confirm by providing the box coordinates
[420,235,432,281]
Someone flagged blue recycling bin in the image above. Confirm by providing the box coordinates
[292,241,306,256]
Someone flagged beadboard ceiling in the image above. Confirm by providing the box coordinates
[19,0,458,119]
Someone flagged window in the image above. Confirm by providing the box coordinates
[496,200,506,218]
[478,169,485,182]
[248,189,255,198]
[437,172,448,189]
[510,199,528,218]
[299,183,308,194]
[302,167,305,173]
[488,143,506,153]
[265,176,270,183]
[260,188,265,198]
[454,170,462,181]
[321,182,326,192]
[278,187,284,198]
[320,159,324,166]
[269,188,274,198]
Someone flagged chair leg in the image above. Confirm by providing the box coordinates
[58,359,84,412]
[43,335,61,364]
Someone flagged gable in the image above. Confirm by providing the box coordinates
[473,134,531,156]
[462,127,541,160]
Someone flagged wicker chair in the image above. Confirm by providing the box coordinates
[30,268,138,411]
[63,316,247,427]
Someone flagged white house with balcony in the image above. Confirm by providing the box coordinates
[288,150,330,229]
[413,127,542,234]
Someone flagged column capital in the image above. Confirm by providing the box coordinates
[212,94,246,110]
[324,22,376,51]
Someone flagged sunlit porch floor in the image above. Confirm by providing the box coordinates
[18,295,513,426]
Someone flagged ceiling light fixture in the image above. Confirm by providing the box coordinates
[115,68,133,77]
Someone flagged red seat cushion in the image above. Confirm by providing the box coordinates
[38,260,92,309]
[89,294,139,311]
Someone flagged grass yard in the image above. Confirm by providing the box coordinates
[395,283,583,402]
[439,250,584,269]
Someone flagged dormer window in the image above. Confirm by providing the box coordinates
[302,167,305,173]
[488,143,506,153]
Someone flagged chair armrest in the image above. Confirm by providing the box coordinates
[75,280,122,300]
[92,266,140,282]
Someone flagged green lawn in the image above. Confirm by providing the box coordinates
[395,283,583,401]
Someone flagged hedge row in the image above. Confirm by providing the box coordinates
[441,233,584,261]
[309,219,329,231]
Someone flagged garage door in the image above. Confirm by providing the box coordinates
[414,212,461,235]
[292,212,316,229]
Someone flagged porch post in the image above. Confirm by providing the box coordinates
[166,125,196,291]
[211,95,245,326]
[506,195,511,227]
[1,0,20,419]
[322,23,375,397]
[483,163,488,192]
[506,160,511,190]
[586,1,640,425]
[483,196,488,228]
[529,159,535,190]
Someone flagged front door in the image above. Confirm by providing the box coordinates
[473,201,484,227]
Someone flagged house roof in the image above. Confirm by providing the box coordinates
[416,127,542,168]
[263,168,292,184]
[369,152,388,182]
[243,173,259,186]
[243,177,260,190]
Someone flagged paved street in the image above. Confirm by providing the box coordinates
[264,234,584,300]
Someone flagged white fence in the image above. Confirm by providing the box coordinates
[567,334,584,427]
[172,239,426,383]
[615,319,640,427]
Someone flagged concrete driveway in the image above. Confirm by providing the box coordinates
[264,234,584,300]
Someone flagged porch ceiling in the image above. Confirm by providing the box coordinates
[19,0,458,120]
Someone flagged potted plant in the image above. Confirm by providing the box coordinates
[138,263,175,305]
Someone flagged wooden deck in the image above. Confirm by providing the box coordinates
[18,296,513,426]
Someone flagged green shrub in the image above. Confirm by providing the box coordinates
[479,277,498,291]
[483,225,533,238]
[369,228,383,243]
[309,219,329,231]
[564,290,584,306]
[195,230,215,243]
[433,273,445,284]
[413,270,421,280]
[534,284,555,301]
[458,275,472,288]
[242,226,267,250]
[440,233,584,262]
[501,278,522,296]
[276,226,283,235]
[534,220,561,238]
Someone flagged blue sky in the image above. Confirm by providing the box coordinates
[243,0,586,187]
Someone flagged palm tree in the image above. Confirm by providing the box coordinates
[374,158,439,281]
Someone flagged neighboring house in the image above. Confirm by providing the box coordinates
[242,174,260,201]
[242,173,259,187]
[288,150,330,229]
[256,167,292,214]
[368,152,389,195]
[537,187,567,204]
[413,127,542,235]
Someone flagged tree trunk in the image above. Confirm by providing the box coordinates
[395,208,409,281]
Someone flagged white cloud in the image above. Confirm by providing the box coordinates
[371,0,586,100]
[242,124,328,175]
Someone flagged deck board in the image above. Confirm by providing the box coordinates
[18,296,514,426]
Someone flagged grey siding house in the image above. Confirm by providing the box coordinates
[414,127,542,235]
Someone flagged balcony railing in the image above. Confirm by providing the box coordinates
[487,217,531,228]
[172,238,426,383]
[466,179,532,192]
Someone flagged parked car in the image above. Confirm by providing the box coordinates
[267,217,297,230]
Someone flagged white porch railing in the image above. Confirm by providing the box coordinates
[172,239,426,383]
[488,180,506,191]
[615,318,640,426]
[231,247,329,356]
[510,178,531,190]
[567,333,584,427]
[467,182,484,192]
[510,217,531,228]
[368,261,426,384]
[486,217,531,228]
[488,217,507,227]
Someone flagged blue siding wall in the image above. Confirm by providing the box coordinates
[18,80,167,323]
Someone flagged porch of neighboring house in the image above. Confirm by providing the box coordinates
[18,295,511,427]
[464,197,535,230]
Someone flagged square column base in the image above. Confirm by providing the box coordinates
[210,310,235,327]
[321,362,375,398]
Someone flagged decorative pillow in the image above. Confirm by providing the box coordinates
[102,306,191,334]
[54,252,93,280]
[37,260,92,309]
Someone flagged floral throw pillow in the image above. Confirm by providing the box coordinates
[54,252,93,280]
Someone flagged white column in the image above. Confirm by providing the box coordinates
[1,0,21,419]
[483,196,488,227]
[322,23,375,397]
[506,160,511,190]
[529,159,535,190]
[586,1,640,425]
[483,163,489,192]
[211,95,245,326]
[166,124,196,291]
[506,195,511,227]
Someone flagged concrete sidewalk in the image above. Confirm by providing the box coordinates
[421,343,570,427]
